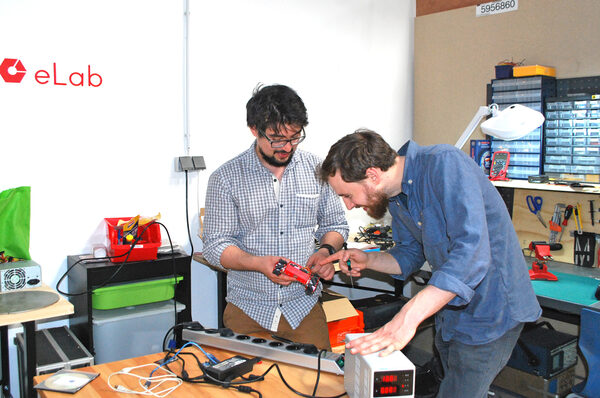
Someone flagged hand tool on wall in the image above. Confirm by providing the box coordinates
[573,231,596,267]
[526,195,547,228]
[574,203,583,235]
[558,205,573,242]
[589,200,595,226]
[549,203,565,243]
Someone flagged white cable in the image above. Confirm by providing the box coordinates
[107,363,182,397]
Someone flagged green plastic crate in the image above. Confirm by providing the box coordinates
[92,276,183,310]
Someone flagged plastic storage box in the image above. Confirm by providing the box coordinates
[105,217,161,262]
[513,65,556,77]
[544,95,600,182]
[92,300,185,364]
[488,76,556,179]
[92,276,183,310]
[495,64,513,79]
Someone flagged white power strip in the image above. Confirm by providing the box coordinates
[182,328,345,374]
[344,333,415,398]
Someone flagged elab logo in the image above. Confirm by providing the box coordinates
[0,58,26,83]
[0,57,103,87]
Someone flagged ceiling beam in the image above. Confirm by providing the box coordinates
[417,0,481,17]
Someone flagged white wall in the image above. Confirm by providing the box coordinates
[1,0,414,394]
[0,0,198,393]
[188,0,415,232]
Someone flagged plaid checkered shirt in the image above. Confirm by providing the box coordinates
[202,142,349,330]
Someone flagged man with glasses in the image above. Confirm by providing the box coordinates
[202,84,349,349]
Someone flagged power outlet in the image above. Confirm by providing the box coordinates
[176,156,206,172]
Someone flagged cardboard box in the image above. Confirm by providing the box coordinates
[322,290,362,352]
[321,289,358,322]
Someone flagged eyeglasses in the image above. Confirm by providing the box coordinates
[258,128,306,148]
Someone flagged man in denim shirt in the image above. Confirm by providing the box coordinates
[319,129,541,396]
[202,85,349,350]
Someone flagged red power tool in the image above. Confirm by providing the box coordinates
[528,242,558,281]
[273,259,320,295]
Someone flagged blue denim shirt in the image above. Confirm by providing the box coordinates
[388,141,541,345]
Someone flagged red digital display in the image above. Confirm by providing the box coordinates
[380,386,398,395]
[374,370,413,397]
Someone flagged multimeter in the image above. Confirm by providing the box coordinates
[489,150,510,181]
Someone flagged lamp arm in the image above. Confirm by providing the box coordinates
[454,105,494,149]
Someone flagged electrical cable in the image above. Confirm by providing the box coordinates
[107,363,182,397]
[158,342,345,398]
[1,384,14,398]
[184,170,194,254]
[252,362,346,398]
[312,350,325,396]
[156,325,345,397]
[55,221,158,297]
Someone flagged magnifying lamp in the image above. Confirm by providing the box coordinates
[454,103,545,149]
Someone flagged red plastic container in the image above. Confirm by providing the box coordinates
[105,217,161,263]
[327,309,365,349]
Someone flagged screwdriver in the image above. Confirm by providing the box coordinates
[559,205,573,242]
[347,260,354,288]
[574,203,583,235]
[341,242,353,287]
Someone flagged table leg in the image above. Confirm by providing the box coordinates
[23,322,36,398]
[1,326,10,398]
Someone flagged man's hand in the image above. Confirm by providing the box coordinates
[318,248,369,278]
[262,256,296,286]
[346,309,417,357]
[347,285,456,357]
[307,250,335,280]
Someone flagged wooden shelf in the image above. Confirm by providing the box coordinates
[492,180,600,194]
[0,284,73,326]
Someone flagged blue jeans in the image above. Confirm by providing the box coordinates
[434,323,524,398]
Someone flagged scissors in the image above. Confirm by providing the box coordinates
[526,195,547,228]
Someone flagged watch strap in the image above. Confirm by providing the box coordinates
[319,243,336,255]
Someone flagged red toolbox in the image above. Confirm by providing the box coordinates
[105,217,161,262]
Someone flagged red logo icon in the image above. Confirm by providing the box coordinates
[0,58,27,83]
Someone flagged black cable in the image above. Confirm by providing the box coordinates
[257,363,346,398]
[184,170,194,254]
[233,385,262,397]
[157,341,346,398]
[2,385,14,398]
[154,221,179,347]
[161,321,206,352]
[312,350,325,396]
[55,221,158,296]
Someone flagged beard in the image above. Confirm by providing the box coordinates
[364,188,389,220]
[258,147,295,167]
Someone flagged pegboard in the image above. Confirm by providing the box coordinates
[512,189,600,265]
[556,76,600,97]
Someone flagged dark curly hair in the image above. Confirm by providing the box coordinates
[246,84,308,134]
[319,129,397,183]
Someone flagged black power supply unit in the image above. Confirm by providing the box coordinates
[205,355,260,382]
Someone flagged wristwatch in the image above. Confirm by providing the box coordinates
[319,244,336,255]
